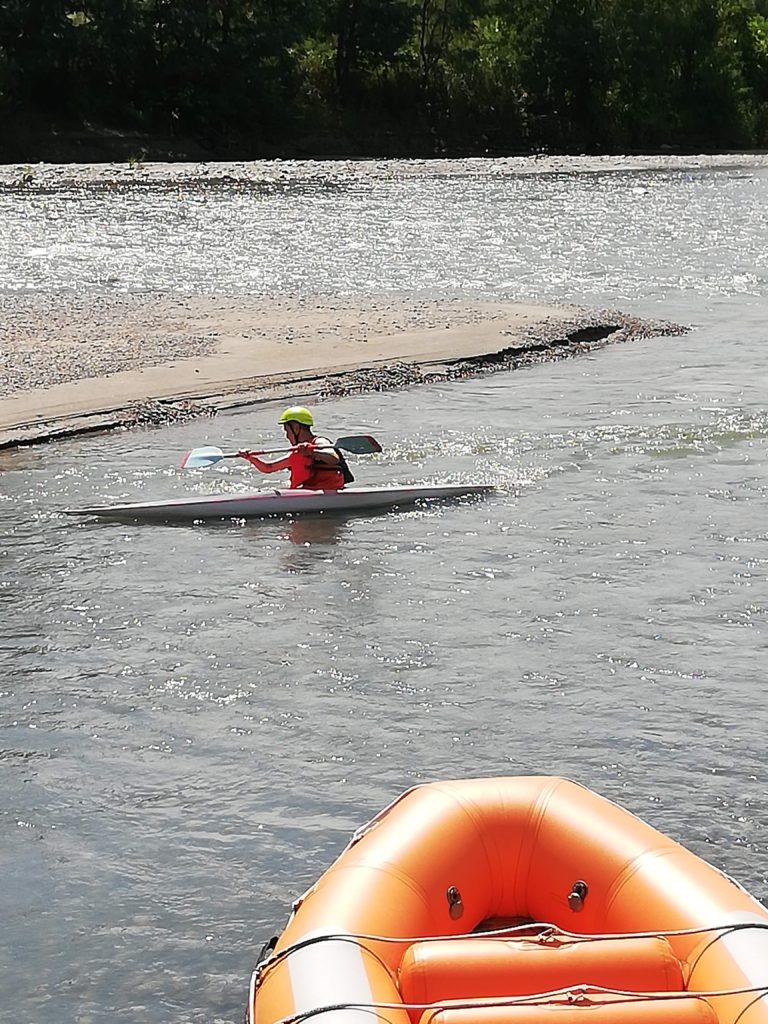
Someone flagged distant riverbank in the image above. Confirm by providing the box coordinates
[3,152,768,189]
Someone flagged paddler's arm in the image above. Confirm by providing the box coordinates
[308,436,341,467]
[237,450,291,474]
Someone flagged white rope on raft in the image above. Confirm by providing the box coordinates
[254,920,768,983]
[269,983,768,1024]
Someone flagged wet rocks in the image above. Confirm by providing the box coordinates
[321,362,427,397]
[124,399,215,427]
[321,311,688,398]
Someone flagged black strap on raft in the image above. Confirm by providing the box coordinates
[256,934,278,967]
[335,448,355,484]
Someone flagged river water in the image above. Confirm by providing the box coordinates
[2,156,768,1023]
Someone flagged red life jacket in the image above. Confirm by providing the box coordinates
[288,444,345,490]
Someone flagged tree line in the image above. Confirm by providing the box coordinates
[1,0,767,159]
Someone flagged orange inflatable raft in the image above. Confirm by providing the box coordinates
[248,777,768,1024]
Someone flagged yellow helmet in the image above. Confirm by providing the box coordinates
[278,406,314,426]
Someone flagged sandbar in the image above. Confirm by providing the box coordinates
[0,292,685,449]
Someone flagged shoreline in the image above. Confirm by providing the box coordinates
[3,152,768,189]
[0,293,688,450]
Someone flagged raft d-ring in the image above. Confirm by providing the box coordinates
[446,885,464,919]
[568,879,589,911]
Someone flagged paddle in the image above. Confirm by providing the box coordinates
[180,434,382,470]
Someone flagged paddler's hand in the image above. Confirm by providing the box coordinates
[295,442,315,462]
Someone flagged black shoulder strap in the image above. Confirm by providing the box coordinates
[335,448,355,484]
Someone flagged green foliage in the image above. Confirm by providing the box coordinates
[750,13,768,55]
[66,10,92,27]
[1,0,767,155]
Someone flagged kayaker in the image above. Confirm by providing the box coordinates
[238,406,353,490]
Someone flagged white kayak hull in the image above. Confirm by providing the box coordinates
[63,484,494,522]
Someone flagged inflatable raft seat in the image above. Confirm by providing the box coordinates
[400,936,685,1016]
[419,996,717,1024]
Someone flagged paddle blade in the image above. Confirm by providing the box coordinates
[180,445,225,469]
[336,434,382,455]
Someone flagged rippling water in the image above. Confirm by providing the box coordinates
[2,157,768,1023]
[3,156,768,311]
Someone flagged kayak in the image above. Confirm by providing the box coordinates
[62,484,494,522]
[248,776,768,1024]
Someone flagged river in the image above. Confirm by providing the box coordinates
[1,156,768,1023]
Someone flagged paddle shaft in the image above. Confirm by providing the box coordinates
[226,444,341,458]
[229,434,381,457]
